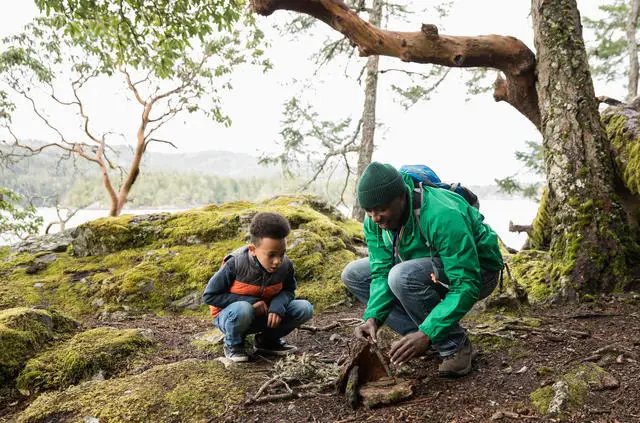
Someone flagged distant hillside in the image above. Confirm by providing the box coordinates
[1,141,521,208]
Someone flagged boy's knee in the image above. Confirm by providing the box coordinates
[227,301,255,321]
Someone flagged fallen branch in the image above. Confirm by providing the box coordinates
[299,322,340,332]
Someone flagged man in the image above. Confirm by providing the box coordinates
[342,162,504,377]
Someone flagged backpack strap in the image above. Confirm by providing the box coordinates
[411,182,443,286]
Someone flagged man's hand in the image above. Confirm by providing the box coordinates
[354,318,378,344]
[267,312,281,328]
[253,301,268,316]
[389,331,431,366]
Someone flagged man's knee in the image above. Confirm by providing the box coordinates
[387,265,409,296]
[290,299,314,321]
[341,259,369,289]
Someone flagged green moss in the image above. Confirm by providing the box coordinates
[17,359,245,423]
[0,308,77,384]
[530,363,608,414]
[16,327,156,395]
[2,196,364,317]
[530,385,554,414]
[508,251,555,303]
[528,189,551,250]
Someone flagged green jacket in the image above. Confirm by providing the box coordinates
[362,174,504,343]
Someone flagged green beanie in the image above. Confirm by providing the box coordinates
[357,162,407,209]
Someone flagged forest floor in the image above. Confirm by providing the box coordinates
[3,297,640,423]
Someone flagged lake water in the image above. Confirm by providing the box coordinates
[2,199,539,250]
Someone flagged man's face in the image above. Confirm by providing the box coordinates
[250,237,287,273]
[365,193,406,231]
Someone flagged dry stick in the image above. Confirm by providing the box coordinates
[323,299,346,309]
[300,322,341,332]
[468,330,516,340]
[247,376,280,404]
[570,313,622,319]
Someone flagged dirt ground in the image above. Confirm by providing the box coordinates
[3,297,640,423]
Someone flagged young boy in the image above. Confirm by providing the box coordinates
[202,212,314,362]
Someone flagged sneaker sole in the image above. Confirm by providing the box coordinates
[438,349,477,378]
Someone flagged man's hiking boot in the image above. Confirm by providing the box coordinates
[438,337,476,377]
[254,335,298,356]
[223,344,249,362]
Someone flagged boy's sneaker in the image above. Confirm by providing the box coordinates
[438,337,477,377]
[254,335,298,356]
[223,344,249,362]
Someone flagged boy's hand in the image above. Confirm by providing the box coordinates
[354,318,378,344]
[267,312,281,328]
[253,301,268,316]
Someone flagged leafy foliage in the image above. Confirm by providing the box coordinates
[0,188,43,241]
[495,140,544,200]
[583,1,631,85]
[1,1,269,216]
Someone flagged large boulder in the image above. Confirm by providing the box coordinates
[17,327,156,395]
[17,359,246,423]
[0,307,78,385]
[1,196,365,317]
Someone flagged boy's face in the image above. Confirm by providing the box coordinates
[249,237,287,273]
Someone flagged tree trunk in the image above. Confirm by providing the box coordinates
[352,0,382,221]
[627,0,640,101]
[531,0,634,294]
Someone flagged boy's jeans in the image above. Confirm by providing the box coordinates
[341,257,498,357]
[214,299,313,347]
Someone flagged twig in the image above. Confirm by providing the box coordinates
[570,313,621,319]
[323,299,346,310]
[299,322,341,332]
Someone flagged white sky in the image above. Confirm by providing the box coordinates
[0,1,620,185]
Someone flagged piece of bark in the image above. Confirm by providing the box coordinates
[359,377,415,409]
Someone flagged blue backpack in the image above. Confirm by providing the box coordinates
[399,164,479,209]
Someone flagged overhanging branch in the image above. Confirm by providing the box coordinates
[252,0,540,129]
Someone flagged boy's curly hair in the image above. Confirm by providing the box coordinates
[250,212,291,245]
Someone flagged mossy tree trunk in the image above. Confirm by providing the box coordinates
[531,0,636,294]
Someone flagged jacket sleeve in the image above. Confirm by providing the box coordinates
[418,210,482,343]
[361,218,396,324]
[268,261,296,316]
[202,258,260,308]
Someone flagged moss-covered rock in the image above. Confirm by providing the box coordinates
[17,359,245,423]
[1,196,365,317]
[530,363,615,415]
[0,307,78,384]
[507,250,555,303]
[16,327,156,395]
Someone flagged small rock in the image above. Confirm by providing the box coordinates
[600,374,620,390]
[92,298,105,308]
[215,357,236,369]
[171,291,203,310]
[329,333,342,343]
[33,283,44,289]
[548,380,570,414]
[194,329,224,345]
[91,370,105,381]
[515,366,528,374]
[83,417,99,423]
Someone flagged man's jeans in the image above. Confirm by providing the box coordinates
[341,258,498,357]
[214,299,314,347]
